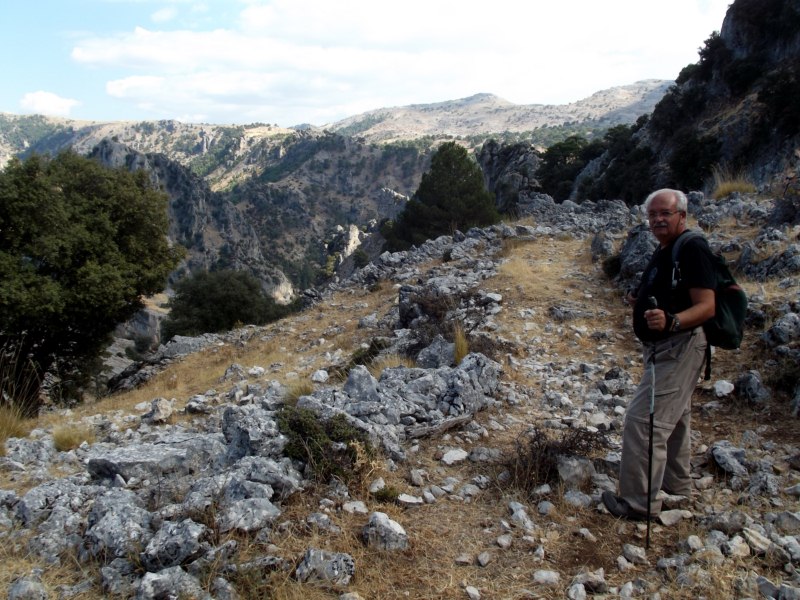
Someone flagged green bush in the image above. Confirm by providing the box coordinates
[352,249,370,269]
[668,127,721,190]
[759,64,800,137]
[579,121,655,206]
[276,406,374,483]
[161,270,292,339]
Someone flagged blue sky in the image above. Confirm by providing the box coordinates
[1,0,732,127]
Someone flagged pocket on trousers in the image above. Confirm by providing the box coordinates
[655,386,679,398]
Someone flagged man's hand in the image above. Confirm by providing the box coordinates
[645,308,667,331]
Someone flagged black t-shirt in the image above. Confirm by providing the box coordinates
[633,231,716,342]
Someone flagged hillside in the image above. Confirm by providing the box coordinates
[1,190,798,599]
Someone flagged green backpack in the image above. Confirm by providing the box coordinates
[671,230,748,379]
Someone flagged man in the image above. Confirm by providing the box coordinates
[602,188,716,520]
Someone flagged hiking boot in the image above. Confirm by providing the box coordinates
[601,491,648,521]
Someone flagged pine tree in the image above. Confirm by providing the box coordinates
[384,142,499,250]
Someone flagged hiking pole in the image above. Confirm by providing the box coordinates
[646,296,658,550]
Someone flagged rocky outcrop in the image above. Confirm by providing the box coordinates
[589,0,800,195]
[477,140,542,213]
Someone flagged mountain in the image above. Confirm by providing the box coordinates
[0,80,671,178]
[327,80,671,143]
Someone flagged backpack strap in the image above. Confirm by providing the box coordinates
[671,230,713,381]
[670,229,704,290]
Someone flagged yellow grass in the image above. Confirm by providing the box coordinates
[710,165,757,199]
[52,424,96,452]
[453,322,469,364]
[0,405,33,456]
[367,353,416,379]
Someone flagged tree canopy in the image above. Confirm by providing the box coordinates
[0,151,181,411]
[383,142,500,250]
[161,269,293,340]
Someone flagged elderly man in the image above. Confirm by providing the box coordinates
[603,188,716,520]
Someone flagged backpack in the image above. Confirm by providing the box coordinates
[671,230,748,379]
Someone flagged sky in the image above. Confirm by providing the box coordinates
[0,0,733,128]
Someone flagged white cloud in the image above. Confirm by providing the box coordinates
[69,0,733,125]
[151,7,178,23]
[20,91,81,117]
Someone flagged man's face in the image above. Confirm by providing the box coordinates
[647,193,686,246]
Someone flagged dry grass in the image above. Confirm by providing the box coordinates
[453,322,469,364]
[710,165,757,200]
[284,381,315,404]
[0,405,33,456]
[52,424,96,452]
[367,353,416,379]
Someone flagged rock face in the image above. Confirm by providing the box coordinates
[89,139,292,300]
[582,0,800,195]
[477,140,542,214]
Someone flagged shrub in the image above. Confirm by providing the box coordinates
[162,270,293,340]
[276,406,375,484]
[352,249,370,269]
[668,127,721,190]
[503,427,609,499]
[602,254,622,279]
[372,485,401,503]
[759,64,800,137]
[697,31,731,82]
[329,338,390,381]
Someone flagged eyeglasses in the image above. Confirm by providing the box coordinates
[647,210,682,220]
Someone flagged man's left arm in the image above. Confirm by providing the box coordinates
[672,288,715,331]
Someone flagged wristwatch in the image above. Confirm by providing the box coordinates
[670,314,681,332]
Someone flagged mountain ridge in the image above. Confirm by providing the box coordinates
[326,80,671,143]
[0,79,671,171]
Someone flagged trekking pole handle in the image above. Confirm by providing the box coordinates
[647,296,658,309]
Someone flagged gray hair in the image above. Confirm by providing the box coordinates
[644,188,688,212]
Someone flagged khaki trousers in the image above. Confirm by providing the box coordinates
[619,328,707,515]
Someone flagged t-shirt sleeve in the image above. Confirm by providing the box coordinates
[678,237,716,290]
